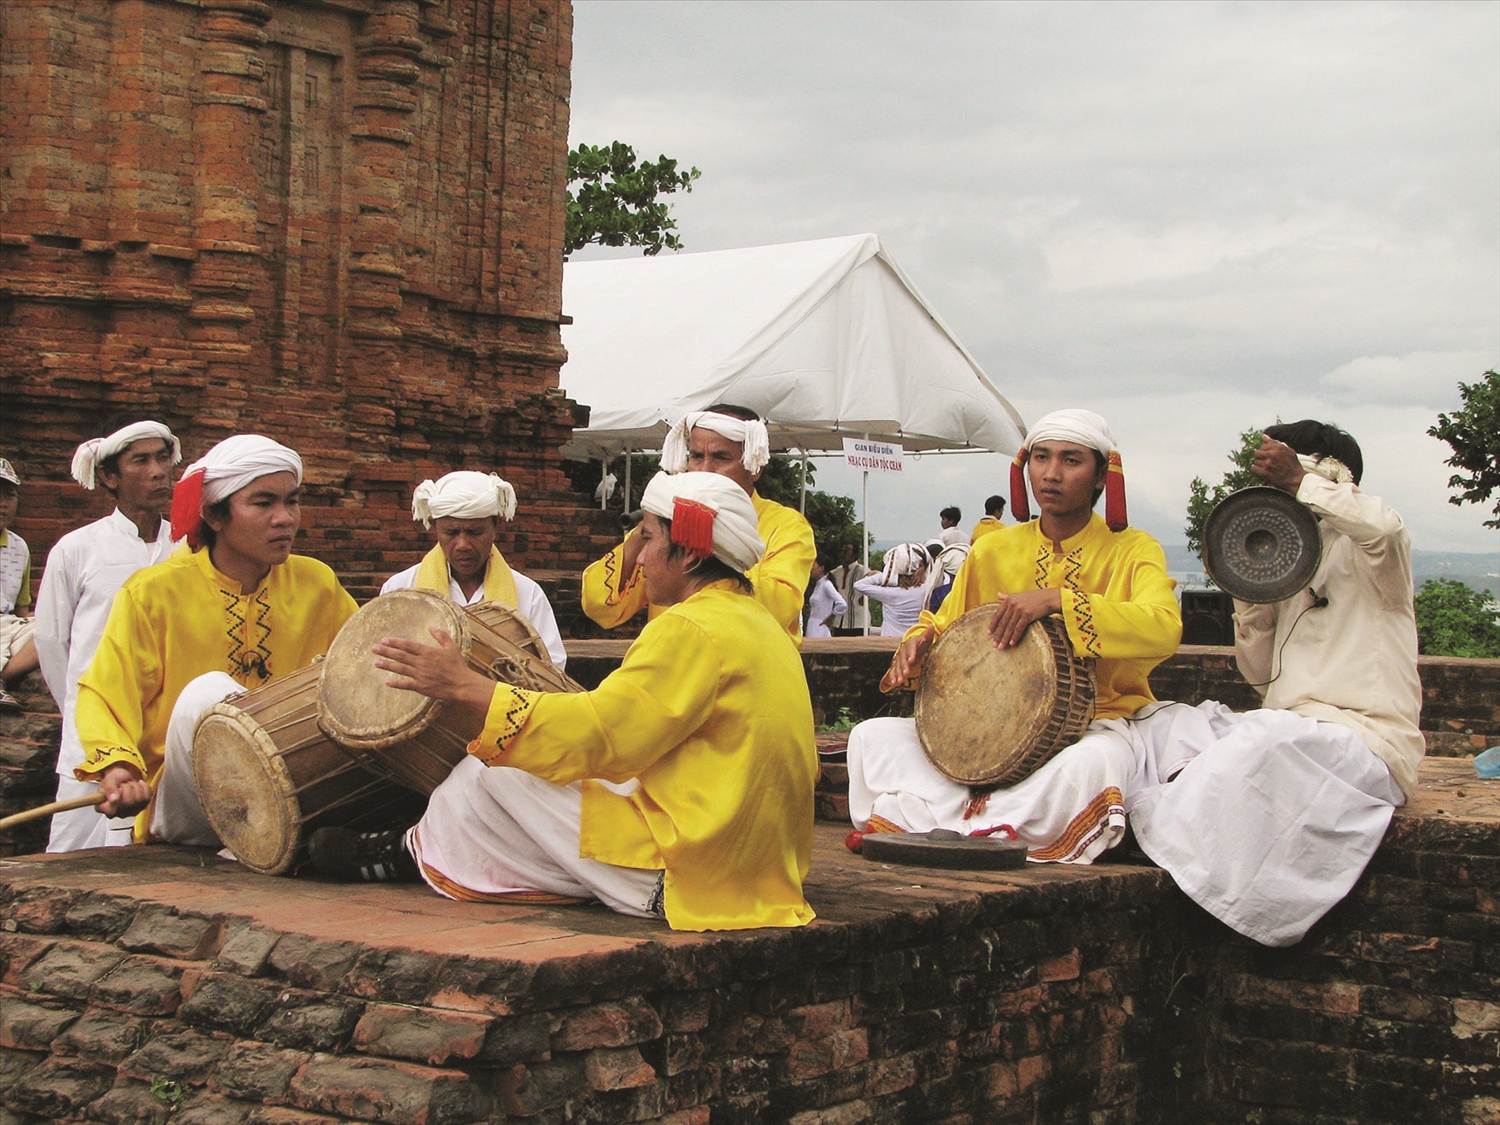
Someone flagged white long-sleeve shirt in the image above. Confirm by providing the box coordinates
[804,576,848,639]
[1233,473,1423,798]
[33,510,177,776]
[381,563,567,669]
[854,573,929,638]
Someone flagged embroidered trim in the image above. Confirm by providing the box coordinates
[221,587,274,684]
[419,860,588,905]
[602,544,641,607]
[1069,590,1102,658]
[468,683,537,765]
[865,814,907,835]
[1031,541,1050,589]
[1029,786,1124,863]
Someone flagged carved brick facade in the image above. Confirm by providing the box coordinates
[1,0,610,594]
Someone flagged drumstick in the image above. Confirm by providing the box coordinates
[0,791,103,831]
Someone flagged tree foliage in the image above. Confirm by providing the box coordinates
[565,142,701,259]
[755,457,864,558]
[1414,578,1500,658]
[1184,427,1263,558]
[1429,370,1500,530]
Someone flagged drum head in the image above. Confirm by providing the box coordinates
[319,588,470,749]
[193,704,302,875]
[1203,487,1322,604]
[915,610,1094,787]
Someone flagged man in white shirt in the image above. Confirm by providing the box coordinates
[33,421,181,851]
[829,541,869,636]
[938,506,968,547]
[381,471,566,668]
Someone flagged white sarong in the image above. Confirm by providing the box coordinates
[847,700,1404,946]
[410,755,661,916]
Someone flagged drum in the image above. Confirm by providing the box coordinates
[316,588,585,795]
[192,661,426,876]
[915,610,1096,787]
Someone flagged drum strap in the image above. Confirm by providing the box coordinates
[415,545,519,608]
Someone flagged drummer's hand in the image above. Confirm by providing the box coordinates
[94,764,151,819]
[886,627,935,689]
[988,589,1062,649]
[1250,434,1307,494]
[373,629,497,714]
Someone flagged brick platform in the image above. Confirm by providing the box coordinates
[1,758,1496,1125]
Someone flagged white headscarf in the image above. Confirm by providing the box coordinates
[170,434,303,546]
[880,542,929,584]
[411,471,518,528]
[1022,408,1116,459]
[640,471,765,574]
[659,411,772,475]
[70,422,181,490]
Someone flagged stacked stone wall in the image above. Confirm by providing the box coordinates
[0,0,618,592]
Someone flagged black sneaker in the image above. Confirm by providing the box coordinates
[307,826,420,883]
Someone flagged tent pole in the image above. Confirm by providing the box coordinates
[599,456,607,510]
[799,451,808,514]
[624,450,632,511]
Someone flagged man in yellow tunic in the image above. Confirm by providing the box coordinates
[312,471,818,932]
[77,434,358,844]
[969,494,1007,542]
[847,409,1183,863]
[580,404,815,641]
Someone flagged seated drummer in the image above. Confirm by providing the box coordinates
[310,472,818,932]
[581,404,815,641]
[381,469,566,668]
[846,408,1182,862]
[77,435,358,844]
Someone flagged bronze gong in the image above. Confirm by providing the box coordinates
[1203,486,1322,604]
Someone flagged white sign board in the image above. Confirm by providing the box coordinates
[842,437,905,474]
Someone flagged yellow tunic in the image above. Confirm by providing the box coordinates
[470,580,818,931]
[970,516,1003,543]
[75,549,358,785]
[581,492,815,641]
[910,514,1182,720]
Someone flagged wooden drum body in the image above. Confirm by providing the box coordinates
[915,610,1096,787]
[316,588,585,795]
[192,661,426,875]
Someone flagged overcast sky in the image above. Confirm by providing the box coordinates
[566,1,1500,556]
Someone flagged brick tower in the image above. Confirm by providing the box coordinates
[1,0,606,593]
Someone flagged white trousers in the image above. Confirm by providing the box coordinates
[847,700,1404,946]
[152,671,242,847]
[411,755,661,917]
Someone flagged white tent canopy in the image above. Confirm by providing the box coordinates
[558,234,1027,461]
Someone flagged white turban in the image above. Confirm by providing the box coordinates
[1012,407,1129,531]
[411,471,517,528]
[881,542,929,583]
[640,471,765,574]
[70,422,181,490]
[659,411,772,476]
[170,434,303,546]
[1021,408,1116,459]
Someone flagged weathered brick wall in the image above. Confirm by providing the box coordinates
[0,840,1220,1125]
[0,0,618,591]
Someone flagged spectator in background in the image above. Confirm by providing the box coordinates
[938,506,968,547]
[34,420,181,850]
[855,542,929,638]
[804,553,848,638]
[829,541,869,636]
[971,494,1007,542]
[0,458,39,713]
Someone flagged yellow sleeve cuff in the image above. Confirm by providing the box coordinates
[467,682,542,766]
[1059,590,1102,658]
[75,746,148,783]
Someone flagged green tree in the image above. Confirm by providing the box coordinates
[1184,427,1263,558]
[755,457,863,557]
[1429,371,1500,529]
[565,142,701,259]
[1414,578,1500,657]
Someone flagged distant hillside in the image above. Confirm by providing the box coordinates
[1166,544,1498,597]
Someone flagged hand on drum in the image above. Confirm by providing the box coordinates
[372,628,498,716]
[1250,434,1307,494]
[988,589,1062,650]
[95,764,151,819]
[886,626,936,690]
